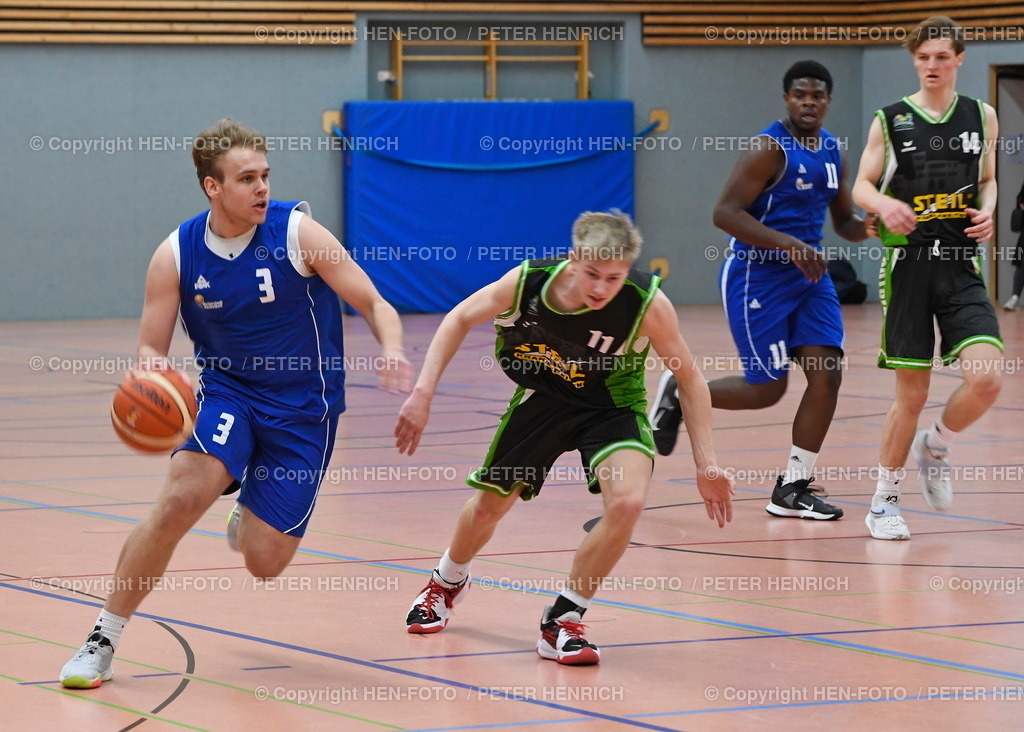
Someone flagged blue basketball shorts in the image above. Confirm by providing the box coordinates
[175,389,338,537]
[720,253,845,384]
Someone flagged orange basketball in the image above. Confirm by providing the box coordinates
[110,369,198,453]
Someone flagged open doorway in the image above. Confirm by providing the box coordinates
[994,66,1024,305]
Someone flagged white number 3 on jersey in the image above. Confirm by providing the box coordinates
[255,267,276,303]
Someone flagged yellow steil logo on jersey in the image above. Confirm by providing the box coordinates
[912,192,970,221]
[513,343,587,388]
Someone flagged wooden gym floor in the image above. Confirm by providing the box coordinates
[1,304,1023,731]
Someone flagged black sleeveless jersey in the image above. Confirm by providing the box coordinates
[875,94,987,248]
[494,258,660,409]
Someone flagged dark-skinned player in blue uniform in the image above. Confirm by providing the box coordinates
[650,61,867,521]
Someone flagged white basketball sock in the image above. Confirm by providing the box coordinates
[782,446,817,485]
[436,549,470,587]
[873,465,905,505]
[927,419,956,452]
[95,609,129,649]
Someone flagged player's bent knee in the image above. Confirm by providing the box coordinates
[153,491,214,535]
[604,494,645,527]
[896,385,929,414]
[965,370,1001,402]
[467,491,516,524]
[810,367,843,395]
[243,551,291,580]
[753,379,788,407]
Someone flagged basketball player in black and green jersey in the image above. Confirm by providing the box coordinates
[395,211,734,664]
[853,15,1003,540]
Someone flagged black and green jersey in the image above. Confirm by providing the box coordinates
[494,258,660,409]
[875,93,987,248]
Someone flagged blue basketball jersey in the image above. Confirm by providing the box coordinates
[174,200,345,422]
[729,120,842,262]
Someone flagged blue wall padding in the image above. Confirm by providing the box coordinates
[342,101,635,313]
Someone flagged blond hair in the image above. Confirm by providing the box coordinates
[571,210,643,261]
[904,15,965,55]
[191,118,267,194]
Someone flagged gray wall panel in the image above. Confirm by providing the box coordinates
[2,24,1015,320]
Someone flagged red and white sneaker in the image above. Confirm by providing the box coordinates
[406,571,471,634]
[536,606,600,665]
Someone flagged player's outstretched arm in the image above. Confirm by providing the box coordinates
[852,116,917,236]
[394,267,521,456]
[712,136,825,282]
[136,239,180,371]
[829,152,868,243]
[298,215,410,394]
[641,291,734,527]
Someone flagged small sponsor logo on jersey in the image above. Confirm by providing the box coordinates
[797,164,807,174]
[194,275,211,290]
[893,113,914,130]
[526,297,539,317]
[901,140,917,152]
[194,294,224,310]
[748,299,762,310]
[795,177,813,191]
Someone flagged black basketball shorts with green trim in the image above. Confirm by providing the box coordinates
[467,387,656,500]
[878,245,1002,369]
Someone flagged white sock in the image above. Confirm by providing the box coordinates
[559,587,590,610]
[782,446,818,485]
[95,609,129,649]
[927,419,956,452]
[435,549,470,587]
[873,465,905,505]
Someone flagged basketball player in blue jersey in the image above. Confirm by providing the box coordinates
[395,211,734,665]
[853,16,1002,540]
[650,61,867,520]
[59,119,411,688]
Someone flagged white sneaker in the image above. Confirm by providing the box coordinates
[226,503,241,551]
[911,430,952,511]
[1002,294,1019,311]
[865,496,911,540]
[60,631,114,688]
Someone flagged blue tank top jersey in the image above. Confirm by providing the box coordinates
[729,120,843,262]
[175,200,345,422]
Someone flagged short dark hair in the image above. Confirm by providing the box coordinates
[783,60,833,95]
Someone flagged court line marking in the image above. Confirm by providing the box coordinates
[1,585,685,732]
[7,492,1024,723]
[0,670,211,732]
